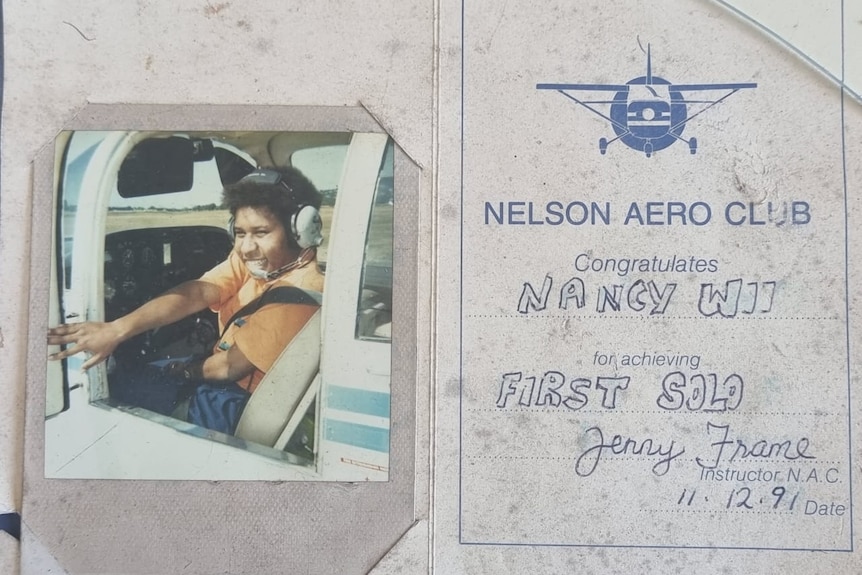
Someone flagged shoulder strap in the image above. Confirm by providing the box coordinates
[220,286,322,339]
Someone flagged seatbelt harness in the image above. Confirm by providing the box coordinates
[219,286,322,340]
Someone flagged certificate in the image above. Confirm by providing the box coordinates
[453,0,855,557]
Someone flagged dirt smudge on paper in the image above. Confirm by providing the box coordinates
[204,2,230,17]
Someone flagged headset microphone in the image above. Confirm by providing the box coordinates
[248,247,316,281]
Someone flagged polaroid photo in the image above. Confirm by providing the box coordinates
[40,115,409,483]
[21,105,425,574]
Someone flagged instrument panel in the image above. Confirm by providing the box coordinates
[104,226,233,365]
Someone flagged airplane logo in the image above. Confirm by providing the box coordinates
[536,45,756,157]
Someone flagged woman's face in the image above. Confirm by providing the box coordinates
[232,206,296,276]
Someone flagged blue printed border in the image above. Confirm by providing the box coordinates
[457,0,855,552]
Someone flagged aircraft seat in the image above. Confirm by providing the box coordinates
[234,309,321,447]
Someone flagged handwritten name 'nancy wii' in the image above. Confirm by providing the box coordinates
[574,422,815,477]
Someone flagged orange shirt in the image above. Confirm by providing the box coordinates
[200,251,325,393]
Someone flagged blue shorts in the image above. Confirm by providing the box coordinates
[109,363,250,435]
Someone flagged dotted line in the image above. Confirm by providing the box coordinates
[463,456,843,465]
[466,315,839,320]
[466,455,574,461]
[466,408,841,416]
[645,509,795,515]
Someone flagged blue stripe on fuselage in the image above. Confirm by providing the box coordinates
[326,385,390,418]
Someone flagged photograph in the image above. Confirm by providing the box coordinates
[45,129,394,481]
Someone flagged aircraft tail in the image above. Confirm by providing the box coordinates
[646,44,652,84]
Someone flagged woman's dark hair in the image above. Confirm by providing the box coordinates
[223,166,321,247]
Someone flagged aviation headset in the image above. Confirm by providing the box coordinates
[227,169,324,250]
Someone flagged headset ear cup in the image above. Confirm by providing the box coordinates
[292,205,324,249]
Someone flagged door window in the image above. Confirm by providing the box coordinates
[355,139,394,341]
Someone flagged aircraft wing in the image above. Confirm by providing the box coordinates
[670,82,757,90]
[661,83,757,107]
[536,83,630,91]
[534,84,631,130]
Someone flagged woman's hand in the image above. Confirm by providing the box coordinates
[47,322,125,370]
[45,280,221,372]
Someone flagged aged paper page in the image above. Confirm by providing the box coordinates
[2,1,862,574]
[435,0,861,573]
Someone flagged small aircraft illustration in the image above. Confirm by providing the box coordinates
[536,45,756,157]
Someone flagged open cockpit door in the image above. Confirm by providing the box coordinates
[46,134,71,417]
[47,131,123,416]
[46,250,67,416]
